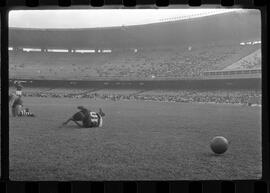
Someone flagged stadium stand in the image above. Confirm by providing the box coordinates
[9,86,261,105]
[9,10,261,81]
[224,49,261,70]
[9,43,260,80]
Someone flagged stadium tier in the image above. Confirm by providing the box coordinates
[9,10,261,81]
[224,49,261,70]
[9,45,260,80]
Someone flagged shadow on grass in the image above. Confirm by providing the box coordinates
[202,152,229,158]
[60,124,101,130]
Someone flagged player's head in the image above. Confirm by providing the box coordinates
[25,108,29,112]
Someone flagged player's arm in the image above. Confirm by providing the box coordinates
[99,108,105,117]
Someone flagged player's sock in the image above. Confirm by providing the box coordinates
[18,110,35,117]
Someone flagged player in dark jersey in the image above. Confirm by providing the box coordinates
[62,106,105,128]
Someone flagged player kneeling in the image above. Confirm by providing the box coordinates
[62,106,105,128]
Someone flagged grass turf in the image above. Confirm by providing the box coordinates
[10,97,261,180]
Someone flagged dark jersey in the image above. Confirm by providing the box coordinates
[76,107,102,128]
[82,116,92,128]
[72,111,85,121]
[81,109,91,128]
[83,112,102,128]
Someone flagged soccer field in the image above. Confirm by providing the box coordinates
[10,97,262,180]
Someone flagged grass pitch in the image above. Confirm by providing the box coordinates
[10,97,261,180]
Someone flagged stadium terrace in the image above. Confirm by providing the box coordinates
[9,10,261,82]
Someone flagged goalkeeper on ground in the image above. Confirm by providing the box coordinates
[62,106,105,128]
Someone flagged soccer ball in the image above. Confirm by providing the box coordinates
[210,136,229,154]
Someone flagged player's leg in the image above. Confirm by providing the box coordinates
[73,120,83,127]
[63,111,85,127]
[14,105,23,117]
[62,118,84,127]
[9,93,17,104]
[63,113,82,125]
[12,104,21,117]
[63,112,79,125]
[12,107,16,117]
[99,108,105,117]
[97,113,103,127]
[9,94,17,116]
[62,118,73,125]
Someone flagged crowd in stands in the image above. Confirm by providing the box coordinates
[12,87,261,105]
[224,49,261,70]
[9,43,260,80]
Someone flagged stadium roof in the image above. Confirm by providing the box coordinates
[9,9,239,29]
[9,10,260,49]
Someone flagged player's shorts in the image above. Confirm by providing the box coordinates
[16,90,22,96]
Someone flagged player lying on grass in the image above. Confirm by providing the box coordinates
[62,106,105,128]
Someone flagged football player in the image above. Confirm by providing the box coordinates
[9,94,23,117]
[62,106,105,128]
